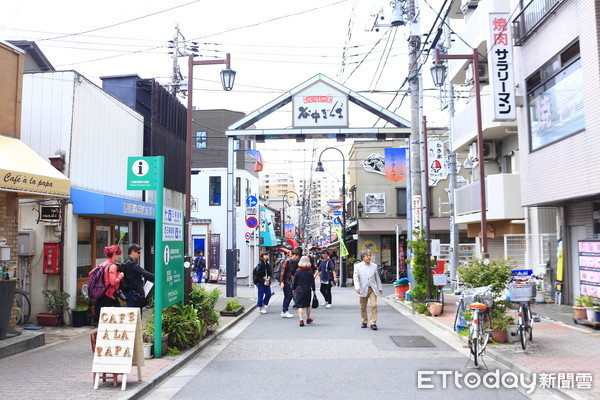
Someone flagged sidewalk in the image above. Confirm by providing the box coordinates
[386,292,600,400]
[0,284,259,400]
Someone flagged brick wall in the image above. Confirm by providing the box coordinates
[516,0,600,206]
[0,191,19,261]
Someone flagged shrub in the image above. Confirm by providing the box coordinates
[456,258,513,298]
[162,304,203,350]
[188,285,221,329]
[224,299,241,311]
[415,303,428,314]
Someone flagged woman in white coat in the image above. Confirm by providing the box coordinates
[353,250,383,330]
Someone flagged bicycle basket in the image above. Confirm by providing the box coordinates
[462,286,493,308]
[508,282,535,302]
[433,274,447,286]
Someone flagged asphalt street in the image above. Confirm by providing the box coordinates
[142,285,557,400]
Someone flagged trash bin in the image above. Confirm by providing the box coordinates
[0,280,17,340]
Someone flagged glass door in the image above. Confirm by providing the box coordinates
[95,225,111,267]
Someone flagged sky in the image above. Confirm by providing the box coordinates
[1,0,448,179]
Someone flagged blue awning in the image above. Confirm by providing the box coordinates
[71,188,155,219]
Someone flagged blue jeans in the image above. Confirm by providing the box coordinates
[256,284,271,307]
[282,282,293,313]
[196,268,203,284]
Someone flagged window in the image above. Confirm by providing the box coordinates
[235,177,241,207]
[396,188,407,216]
[209,176,221,206]
[195,131,207,149]
[527,41,584,151]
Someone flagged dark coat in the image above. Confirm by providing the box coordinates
[121,256,155,296]
[253,260,272,286]
[292,267,315,308]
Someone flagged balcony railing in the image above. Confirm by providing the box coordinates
[513,0,565,46]
[455,180,484,215]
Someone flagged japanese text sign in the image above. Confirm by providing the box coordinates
[293,80,348,128]
[489,13,516,121]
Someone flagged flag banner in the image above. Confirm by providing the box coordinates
[384,148,407,182]
[246,150,264,172]
[334,227,349,257]
[284,223,295,239]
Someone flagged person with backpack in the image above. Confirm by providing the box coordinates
[121,244,154,310]
[279,248,301,318]
[315,249,337,308]
[253,252,272,314]
[194,250,206,284]
[90,245,125,322]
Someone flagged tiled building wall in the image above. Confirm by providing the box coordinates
[516,0,600,206]
[0,191,19,262]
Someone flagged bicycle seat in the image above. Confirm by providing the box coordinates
[468,303,487,310]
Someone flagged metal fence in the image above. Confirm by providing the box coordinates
[503,233,558,269]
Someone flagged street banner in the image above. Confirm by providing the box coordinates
[334,227,349,257]
[284,223,295,239]
[384,148,407,182]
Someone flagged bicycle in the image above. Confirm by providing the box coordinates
[378,263,395,284]
[453,285,493,367]
[432,270,448,314]
[508,272,541,352]
[14,287,31,325]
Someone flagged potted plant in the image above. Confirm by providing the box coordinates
[535,282,545,303]
[220,299,245,317]
[143,312,169,356]
[426,301,442,316]
[37,290,70,326]
[491,316,511,343]
[582,295,596,321]
[573,296,587,320]
[71,295,89,327]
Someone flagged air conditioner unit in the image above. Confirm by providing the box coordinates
[468,142,478,160]
[483,140,497,160]
[465,62,489,85]
[460,0,480,13]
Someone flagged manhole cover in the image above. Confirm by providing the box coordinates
[390,335,436,348]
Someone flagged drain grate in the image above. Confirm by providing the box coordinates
[390,335,436,348]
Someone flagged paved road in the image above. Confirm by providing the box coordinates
[142,286,554,400]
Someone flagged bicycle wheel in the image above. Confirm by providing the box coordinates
[453,299,464,331]
[437,288,444,314]
[527,304,533,342]
[519,303,528,350]
[478,322,490,355]
[15,292,31,325]
[471,337,479,366]
[383,270,393,283]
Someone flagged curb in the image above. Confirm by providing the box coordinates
[383,297,589,400]
[127,304,257,400]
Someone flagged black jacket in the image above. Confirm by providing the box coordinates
[121,256,155,296]
[253,260,271,285]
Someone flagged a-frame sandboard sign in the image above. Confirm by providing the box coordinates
[92,307,144,390]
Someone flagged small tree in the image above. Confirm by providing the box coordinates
[406,229,433,302]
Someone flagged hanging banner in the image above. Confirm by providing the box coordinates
[489,13,516,121]
[384,148,407,182]
[284,223,295,239]
[428,140,446,185]
[334,227,349,257]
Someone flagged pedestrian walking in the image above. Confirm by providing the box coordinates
[353,250,383,330]
[253,252,272,314]
[316,249,337,308]
[292,256,316,327]
[193,250,206,284]
[121,244,154,310]
[280,248,301,318]
[93,245,125,321]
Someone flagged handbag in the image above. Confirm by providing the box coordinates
[311,294,319,309]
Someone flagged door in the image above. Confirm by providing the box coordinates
[95,225,111,267]
[569,225,586,301]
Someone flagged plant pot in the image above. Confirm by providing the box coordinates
[220,306,245,317]
[36,313,61,326]
[586,307,596,321]
[143,343,153,359]
[491,329,508,343]
[427,302,442,316]
[535,290,545,304]
[573,306,587,320]
[71,310,88,327]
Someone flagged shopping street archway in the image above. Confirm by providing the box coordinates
[224,74,411,296]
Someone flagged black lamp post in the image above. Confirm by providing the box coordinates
[430,48,489,258]
[315,147,347,286]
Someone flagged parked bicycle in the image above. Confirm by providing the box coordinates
[508,271,541,351]
[14,286,31,325]
[378,263,395,284]
[453,285,493,367]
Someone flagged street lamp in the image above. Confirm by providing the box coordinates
[282,191,301,240]
[431,48,488,257]
[315,147,347,286]
[185,53,236,294]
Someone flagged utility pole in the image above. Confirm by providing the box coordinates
[167,23,199,97]
[408,0,422,242]
[444,24,459,281]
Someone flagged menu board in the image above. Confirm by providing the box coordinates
[578,241,600,298]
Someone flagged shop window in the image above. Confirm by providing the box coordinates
[527,40,584,151]
[209,176,221,206]
[195,131,207,149]
[396,188,407,216]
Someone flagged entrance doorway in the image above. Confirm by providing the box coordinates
[569,225,586,301]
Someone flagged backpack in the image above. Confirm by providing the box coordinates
[273,258,287,282]
[89,262,110,300]
[252,264,263,285]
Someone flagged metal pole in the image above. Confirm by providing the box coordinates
[154,156,165,358]
[282,197,286,239]
[423,117,432,299]
[226,136,236,297]
[445,25,459,281]
[395,224,400,281]
[185,55,193,259]
[472,48,488,257]
[341,156,346,287]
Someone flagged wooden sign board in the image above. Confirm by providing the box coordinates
[92,307,144,390]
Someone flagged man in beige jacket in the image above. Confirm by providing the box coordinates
[353,250,383,330]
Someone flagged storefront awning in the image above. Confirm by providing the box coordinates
[0,135,70,197]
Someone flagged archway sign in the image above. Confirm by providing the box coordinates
[224,74,411,297]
